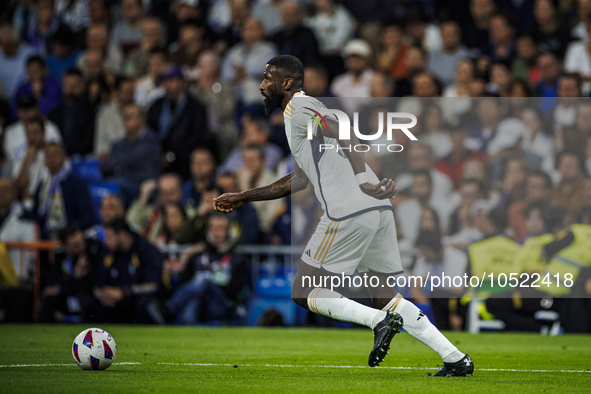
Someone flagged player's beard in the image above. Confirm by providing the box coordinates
[262,91,283,115]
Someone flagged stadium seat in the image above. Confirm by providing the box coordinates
[249,277,306,326]
[88,182,121,219]
[71,157,102,183]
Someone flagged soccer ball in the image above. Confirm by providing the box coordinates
[72,328,117,370]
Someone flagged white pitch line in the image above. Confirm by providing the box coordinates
[157,362,591,374]
[0,362,141,368]
[1,362,589,374]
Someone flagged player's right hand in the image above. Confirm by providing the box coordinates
[359,178,398,200]
[213,193,245,213]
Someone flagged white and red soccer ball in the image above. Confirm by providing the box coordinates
[72,328,117,370]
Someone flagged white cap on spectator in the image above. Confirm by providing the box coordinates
[343,39,372,59]
[487,118,528,156]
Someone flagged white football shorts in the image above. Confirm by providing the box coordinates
[301,208,404,276]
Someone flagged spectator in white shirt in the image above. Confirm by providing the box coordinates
[330,39,374,114]
[306,0,354,58]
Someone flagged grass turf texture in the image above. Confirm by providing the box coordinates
[0,325,590,393]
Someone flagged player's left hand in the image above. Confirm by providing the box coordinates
[359,178,397,200]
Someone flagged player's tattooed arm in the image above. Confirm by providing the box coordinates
[213,163,309,213]
[320,118,397,200]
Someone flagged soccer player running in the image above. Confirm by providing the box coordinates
[213,55,473,376]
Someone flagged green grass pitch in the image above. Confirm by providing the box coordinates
[0,325,590,393]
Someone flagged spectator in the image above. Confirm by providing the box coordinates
[330,39,374,114]
[0,177,37,281]
[512,34,541,86]
[48,68,96,157]
[147,65,209,179]
[191,50,238,160]
[461,0,496,51]
[467,95,504,153]
[124,17,167,78]
[395,169,451,244]
[24,0,66,55]
[134,47,168,110]
[86,194,126,243]
[39,224,104,323]
[412,72,441,97]
[91,218,165,323]
[395,143,454,202]
[26,142,96,239]
[507,171,552,241]
[236,144,284,233]
[554,73,582,131]
[483,13,517,62]
[369,72,394,98]
[487,61,513,96]
[175,185,221,245]
[531,0,572,58]
[519,106,554,171]
[15,117,48,197]
[534,51,561,97]
[522,200,548,239]
[393,46,427,97]
[169,20,208,69]
[221,17,277,104]
[441,59,474,119]
[252,0,287,37]
[4,94,62,185]
[564,22,591,79]
[216,0,252,52]
[110,0,145,56]
[413,229,468,330]
[219,115,283,174]
[428,21,470,87]
[376,21,409,82]
[127,173,183,242]
[448,178,488,238]
[306,0,354,69]
[215,171,260,244]
[94,76,135,159]
[403,8,442,54]
[76,23,124,74]
[0,25,37,100]
[303,66,332,97]
[552,151,586,216]
[436,125,486,188]
[271,2,320,67]
[45,26,81,84]
[182,148,216,209]
[13,55,62,117]
[163,213,247,324]
[154,201,187,248]
[101,103,161,204]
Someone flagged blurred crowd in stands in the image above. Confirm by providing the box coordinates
[0,0,590,331]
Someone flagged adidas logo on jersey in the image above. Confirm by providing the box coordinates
[418,311,425,321]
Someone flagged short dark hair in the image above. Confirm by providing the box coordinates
[415,229,442,252]
[488,207,508,232]
[267,55,304,90]
[26,55,45,68]
[64,67,83,79]
[461,178,485,195]
[150,46,168,60]
[528,170,552,190]
[523,199,548,219]
[25,116,45,132]
[58,224,81,244]
[243,143,266,161]
[412,169,432,186]
[543,205,571,232]
[114,75,133,91]
[105,218,133,234]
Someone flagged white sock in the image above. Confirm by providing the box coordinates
[308,288,386,329]
[384,295,464,363]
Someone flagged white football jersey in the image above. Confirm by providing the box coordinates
[285,91,392,220]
